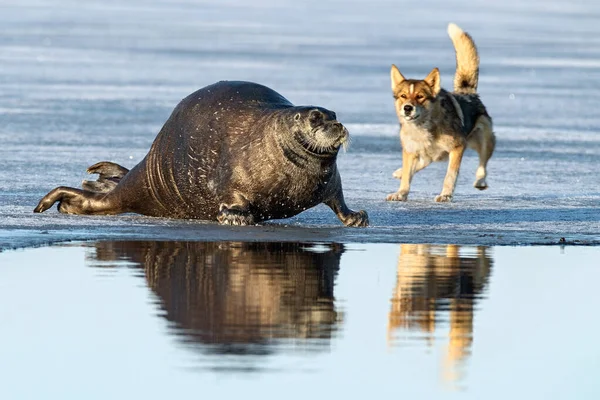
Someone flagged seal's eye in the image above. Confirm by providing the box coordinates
[308,110,324,127]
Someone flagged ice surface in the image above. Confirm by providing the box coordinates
[1,0,600,249]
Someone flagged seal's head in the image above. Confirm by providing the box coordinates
[291,107,349,156]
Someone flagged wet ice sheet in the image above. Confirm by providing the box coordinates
[1,0,600,249]
[1,242,599,398]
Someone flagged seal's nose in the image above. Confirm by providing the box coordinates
[334,122,348,136]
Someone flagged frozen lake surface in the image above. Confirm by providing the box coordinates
[1,0,600,249]
[1,241,599,399]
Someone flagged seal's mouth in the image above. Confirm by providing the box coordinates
[296,124,349,156]
[295,132,339,156]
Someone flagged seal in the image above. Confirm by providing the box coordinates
[34,81,369,227]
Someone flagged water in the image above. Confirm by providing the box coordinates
[1,242,599,399]
[1,0,600,248]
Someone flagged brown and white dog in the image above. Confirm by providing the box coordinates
[387,23,495,203]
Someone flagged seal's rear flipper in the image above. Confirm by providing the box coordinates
[87,161,129,177]
[34,186,112,215]
[83,161,130,193]
[82,178,120,193]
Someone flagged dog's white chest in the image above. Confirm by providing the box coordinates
[400,126,448,161]
[401,132,431,153]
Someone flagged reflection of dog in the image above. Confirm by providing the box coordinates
[89,241,344,355]
[387,23,496,203]
[387,244,492,385]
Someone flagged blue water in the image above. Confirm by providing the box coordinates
[1,0,600,247]
[1,242,599,399]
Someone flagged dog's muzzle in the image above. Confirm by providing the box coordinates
[402,104,419,121]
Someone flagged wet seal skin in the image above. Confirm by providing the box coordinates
[34,81,368,227]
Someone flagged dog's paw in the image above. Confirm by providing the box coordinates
[392,168,402,180]
[217,206,255,226]
[474,178,488,190]
[435,194,453,203]
[386,192,408,202]
[342,210,369,227]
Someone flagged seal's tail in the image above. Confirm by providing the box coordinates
[82,161,129,193]
[447,23,480,95]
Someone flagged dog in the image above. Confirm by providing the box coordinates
[387,23,495,203]
[387,244,493,386]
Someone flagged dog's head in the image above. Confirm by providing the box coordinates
[390,65,441,124]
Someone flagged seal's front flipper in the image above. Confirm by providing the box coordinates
[83,161,130,193]
[217,204,256,226]
[339,209,369,227]
[34,186,110,215]
[325,192,369,227]
[217,192,256,226]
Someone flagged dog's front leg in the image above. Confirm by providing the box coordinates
[392,157,432,180]
[387,150,417,201]
[435,146,465,202]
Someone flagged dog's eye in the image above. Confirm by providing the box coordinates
[400,94,407,99]
[415,94,424,100]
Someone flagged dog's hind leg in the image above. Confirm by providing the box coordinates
[468,117,495,190]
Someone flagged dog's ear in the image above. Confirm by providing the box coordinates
[424,68,441,95]
[390,64,405,90]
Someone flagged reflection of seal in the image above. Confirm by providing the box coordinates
[89,241,344,355]
[34,81,368,227]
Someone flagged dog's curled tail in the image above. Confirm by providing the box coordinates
[447,23,479,94]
